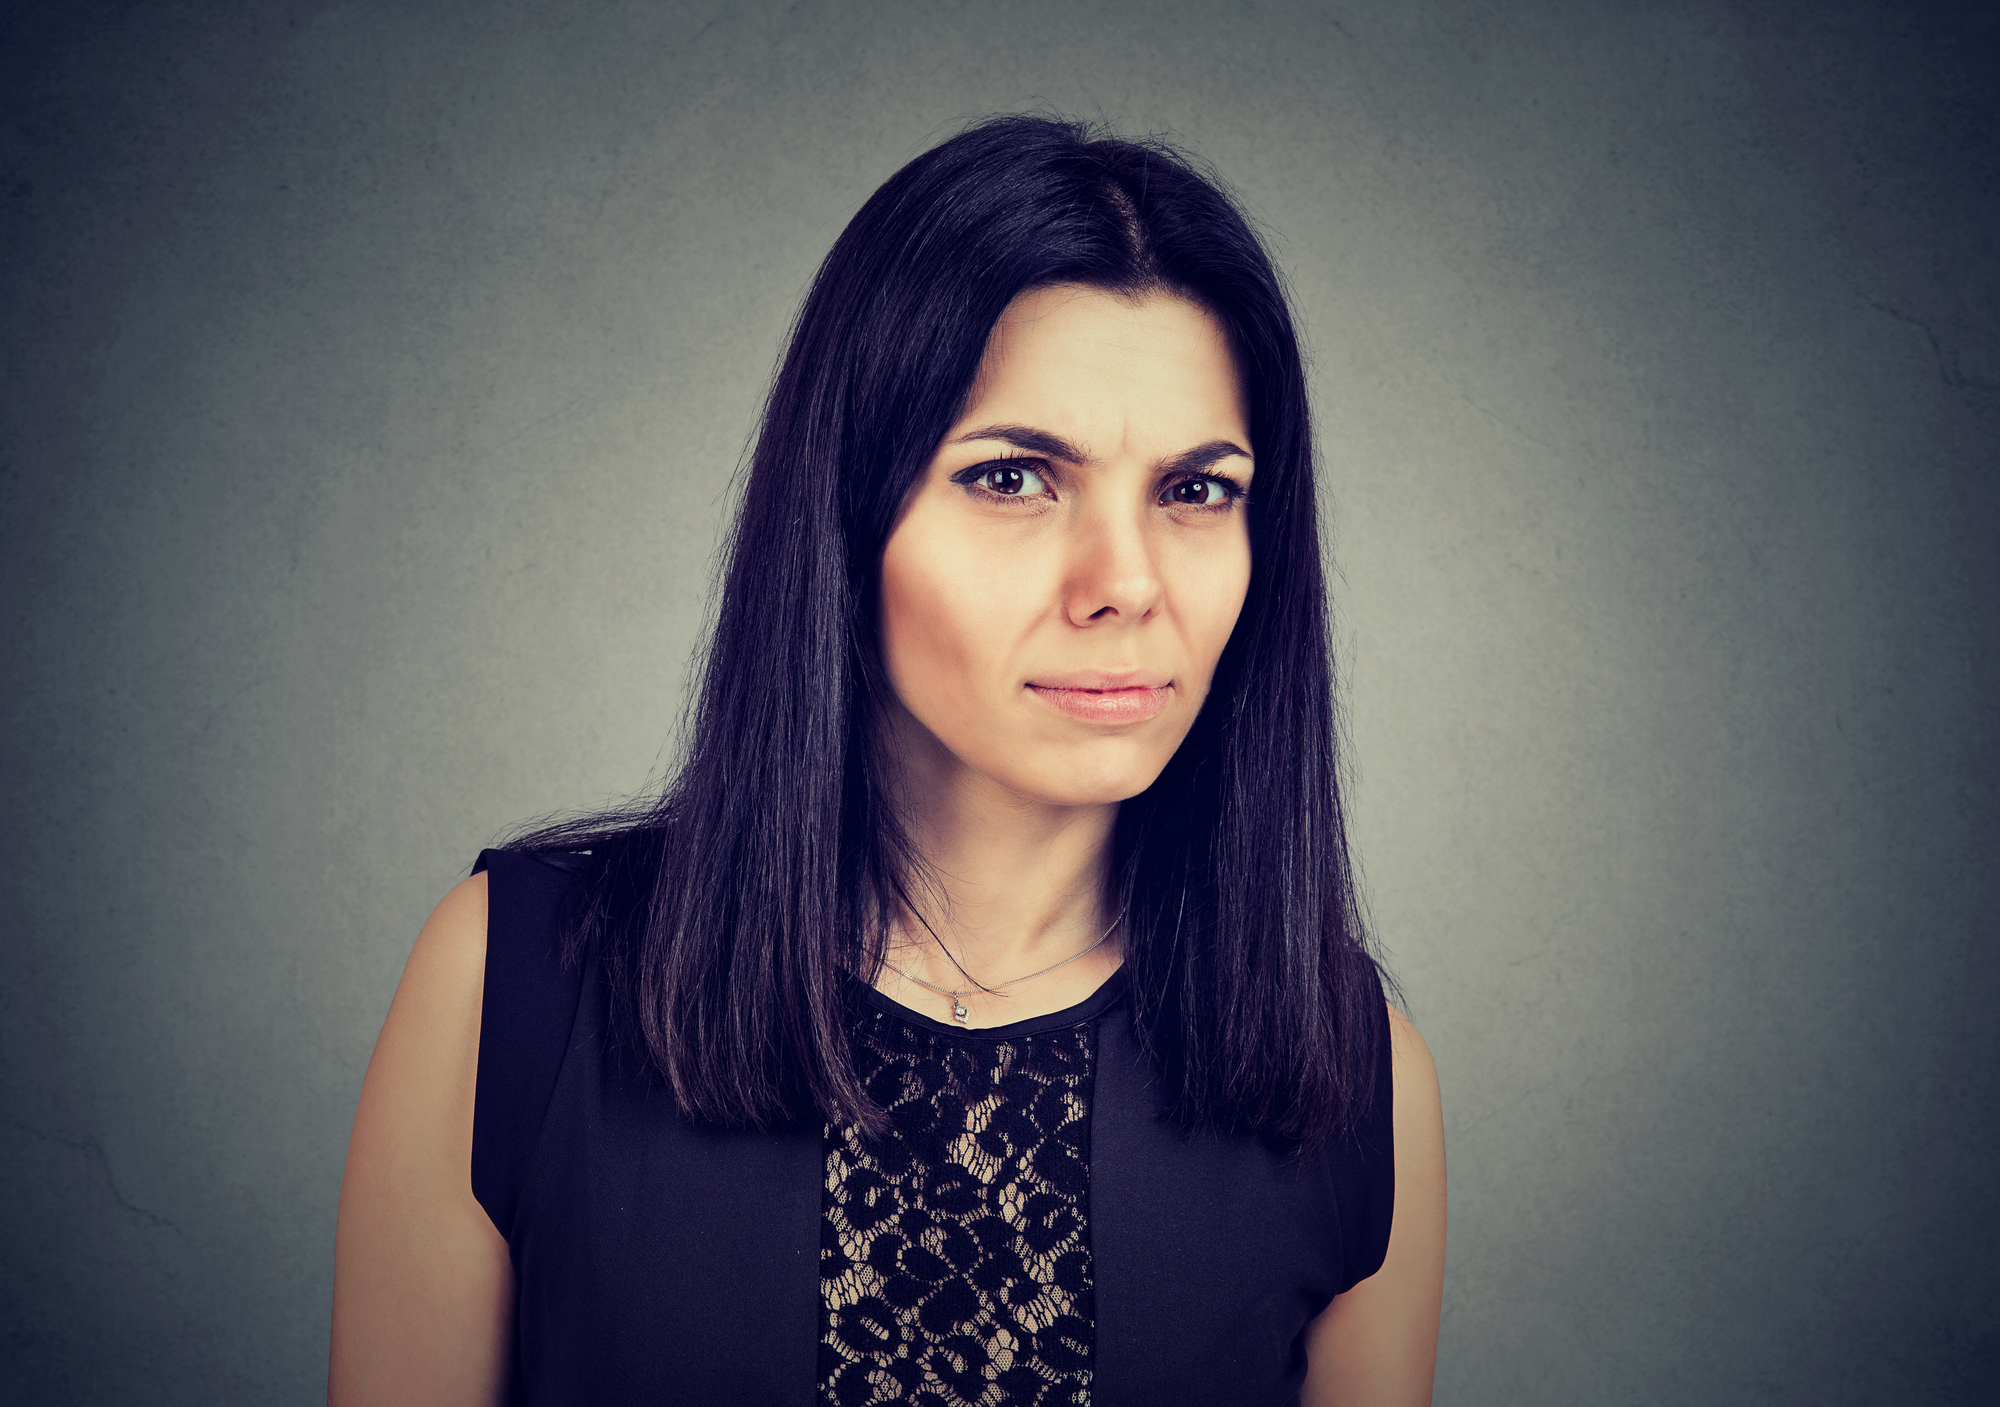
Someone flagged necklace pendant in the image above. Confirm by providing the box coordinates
[950,998,971,1028]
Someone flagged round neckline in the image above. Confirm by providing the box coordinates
[857,965,1130,1041]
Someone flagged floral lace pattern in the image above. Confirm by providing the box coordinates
[819,1005,1097,1406]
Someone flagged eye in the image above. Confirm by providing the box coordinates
[958,459,1053,499]
[1165,476,1236,508]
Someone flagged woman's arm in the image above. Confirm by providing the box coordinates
[1300,1005,1448,1406]
[330,872,513,1406]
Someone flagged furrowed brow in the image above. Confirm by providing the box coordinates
[950,424,1090,462]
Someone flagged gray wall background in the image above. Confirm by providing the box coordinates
[3,1,1995,1401]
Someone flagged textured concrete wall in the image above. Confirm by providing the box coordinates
[3,2,1994,1402]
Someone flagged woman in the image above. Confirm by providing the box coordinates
[331,115,1445,1406]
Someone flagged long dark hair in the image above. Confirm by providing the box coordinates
[510,115,1387,1146]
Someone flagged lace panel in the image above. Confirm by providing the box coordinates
[819,1008,1096,1406]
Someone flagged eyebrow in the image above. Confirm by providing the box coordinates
[951,423,1252,476]
[951,423,1088,461]
[1160,439,1253,478]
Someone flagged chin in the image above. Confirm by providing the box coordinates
[1001,750,1172,808]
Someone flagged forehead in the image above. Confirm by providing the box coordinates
[954,285,1248,453]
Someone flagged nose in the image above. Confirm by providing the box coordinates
[1061,504,1163,628]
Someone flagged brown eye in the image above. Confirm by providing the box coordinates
[1169,477,1229,506]
[973,462,1049,497]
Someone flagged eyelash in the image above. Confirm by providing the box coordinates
[949,456,1247,512]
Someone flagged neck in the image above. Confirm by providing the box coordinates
[877,703,1119,987]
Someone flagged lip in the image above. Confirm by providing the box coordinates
[1025,671,1173,725]
[1028,669,1172,691]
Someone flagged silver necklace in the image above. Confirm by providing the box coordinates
[879,916,1121,1029]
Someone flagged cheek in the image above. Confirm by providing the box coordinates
[878,529,1003,716]
[1176,539,1254,685]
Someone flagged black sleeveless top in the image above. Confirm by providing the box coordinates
[471,850,1395,1407]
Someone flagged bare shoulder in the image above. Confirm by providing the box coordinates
[344,867,491,1177]
[407,869,490,987]
[1383,1000,1445,1234]
[331,868,511,1406]
[1298,1002,1447,1405]
[356,870,492,1076]
[1384,1000,1445,1231]
[1385,1002,1441,1108]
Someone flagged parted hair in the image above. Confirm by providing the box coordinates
[509,114,1388,1147]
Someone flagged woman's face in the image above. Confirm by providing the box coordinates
[879,283,1254,809]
